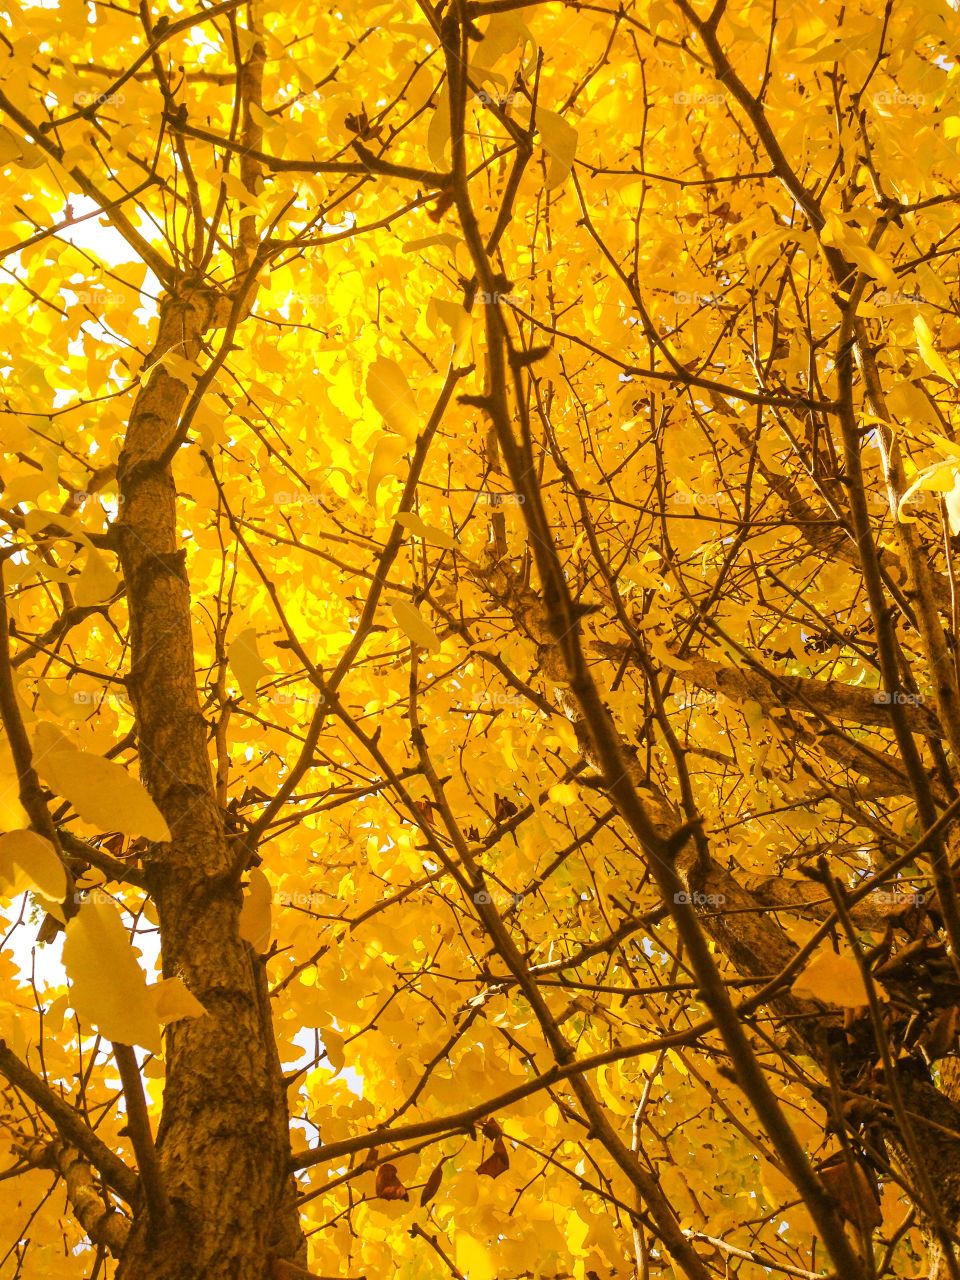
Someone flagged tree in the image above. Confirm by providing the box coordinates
[1,0,960,1275]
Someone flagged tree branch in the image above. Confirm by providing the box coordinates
[0,1041,138,1202]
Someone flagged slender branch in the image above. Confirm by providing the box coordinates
[164,116,450,185]
[0,561,64,853]
[0,1041,139,1202]
[50,1142,132,1256]
[113,1043,169,1226]
[409,1224,467,1280]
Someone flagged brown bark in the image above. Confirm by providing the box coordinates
[112,287,302,1279]
[51,1142,132,1256]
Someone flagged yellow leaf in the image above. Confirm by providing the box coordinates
[548,783,578,805]
[0,760,28,832]
[33,729,170,841]
[792,944,882,1007]
[367,356,419,441]
[395,512,457,550]
[946,476,960,536]
[915,315,958,386]
[820,212,897,288]
[73,549,119,607]
[151,977,207,1025]
[455,1234,496,1280]
[323,1027,345,1073]
[596,1062,631,1115]
[650,637,692,671]
[404,235,462,255]
[427,88,451,168]
[538,109,578,188]
[63,902,162,1052]
[0,124,23,165]
[745,226,788,273]
[476,11,534,65]
[139,349,200,389]
[239,867,272,951]
[897,459,959,524]
[367,436,408,507]
[229,627,269,703]
[427,296,473,354]
[248,102,277,132]
[0,830,67,904]
[390,600,441,653]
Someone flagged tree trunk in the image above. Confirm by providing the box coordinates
[112,287,302,1279]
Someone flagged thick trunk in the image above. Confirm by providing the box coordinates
[113,288,301,1278]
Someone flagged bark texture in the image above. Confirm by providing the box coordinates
[113,287,301,1279]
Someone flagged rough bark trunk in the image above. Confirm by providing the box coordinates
[112,287,302,1279]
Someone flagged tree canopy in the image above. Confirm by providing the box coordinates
[2,0,960,1276]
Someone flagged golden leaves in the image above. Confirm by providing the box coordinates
[73,548,119,607]
[0,830,66,904]
[63,901,163,1052]
[33,724,170,841]
[229,627,269,703]
[367,436,408,507]
[239,867,273,952]
[0,123,45,169]
[152,977,208,1025]
[914,315,958,386]
[8,2,960,1276]
[367,357,419,441]
[390,600,441,653]
[792,944,885,1007]
[395,511,457,550]
[537,109,578,188]
[63,904,206,1051]
[820,212,897,289]
[419,1158,446,1206]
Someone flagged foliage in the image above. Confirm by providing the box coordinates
[1,0,960,1277]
